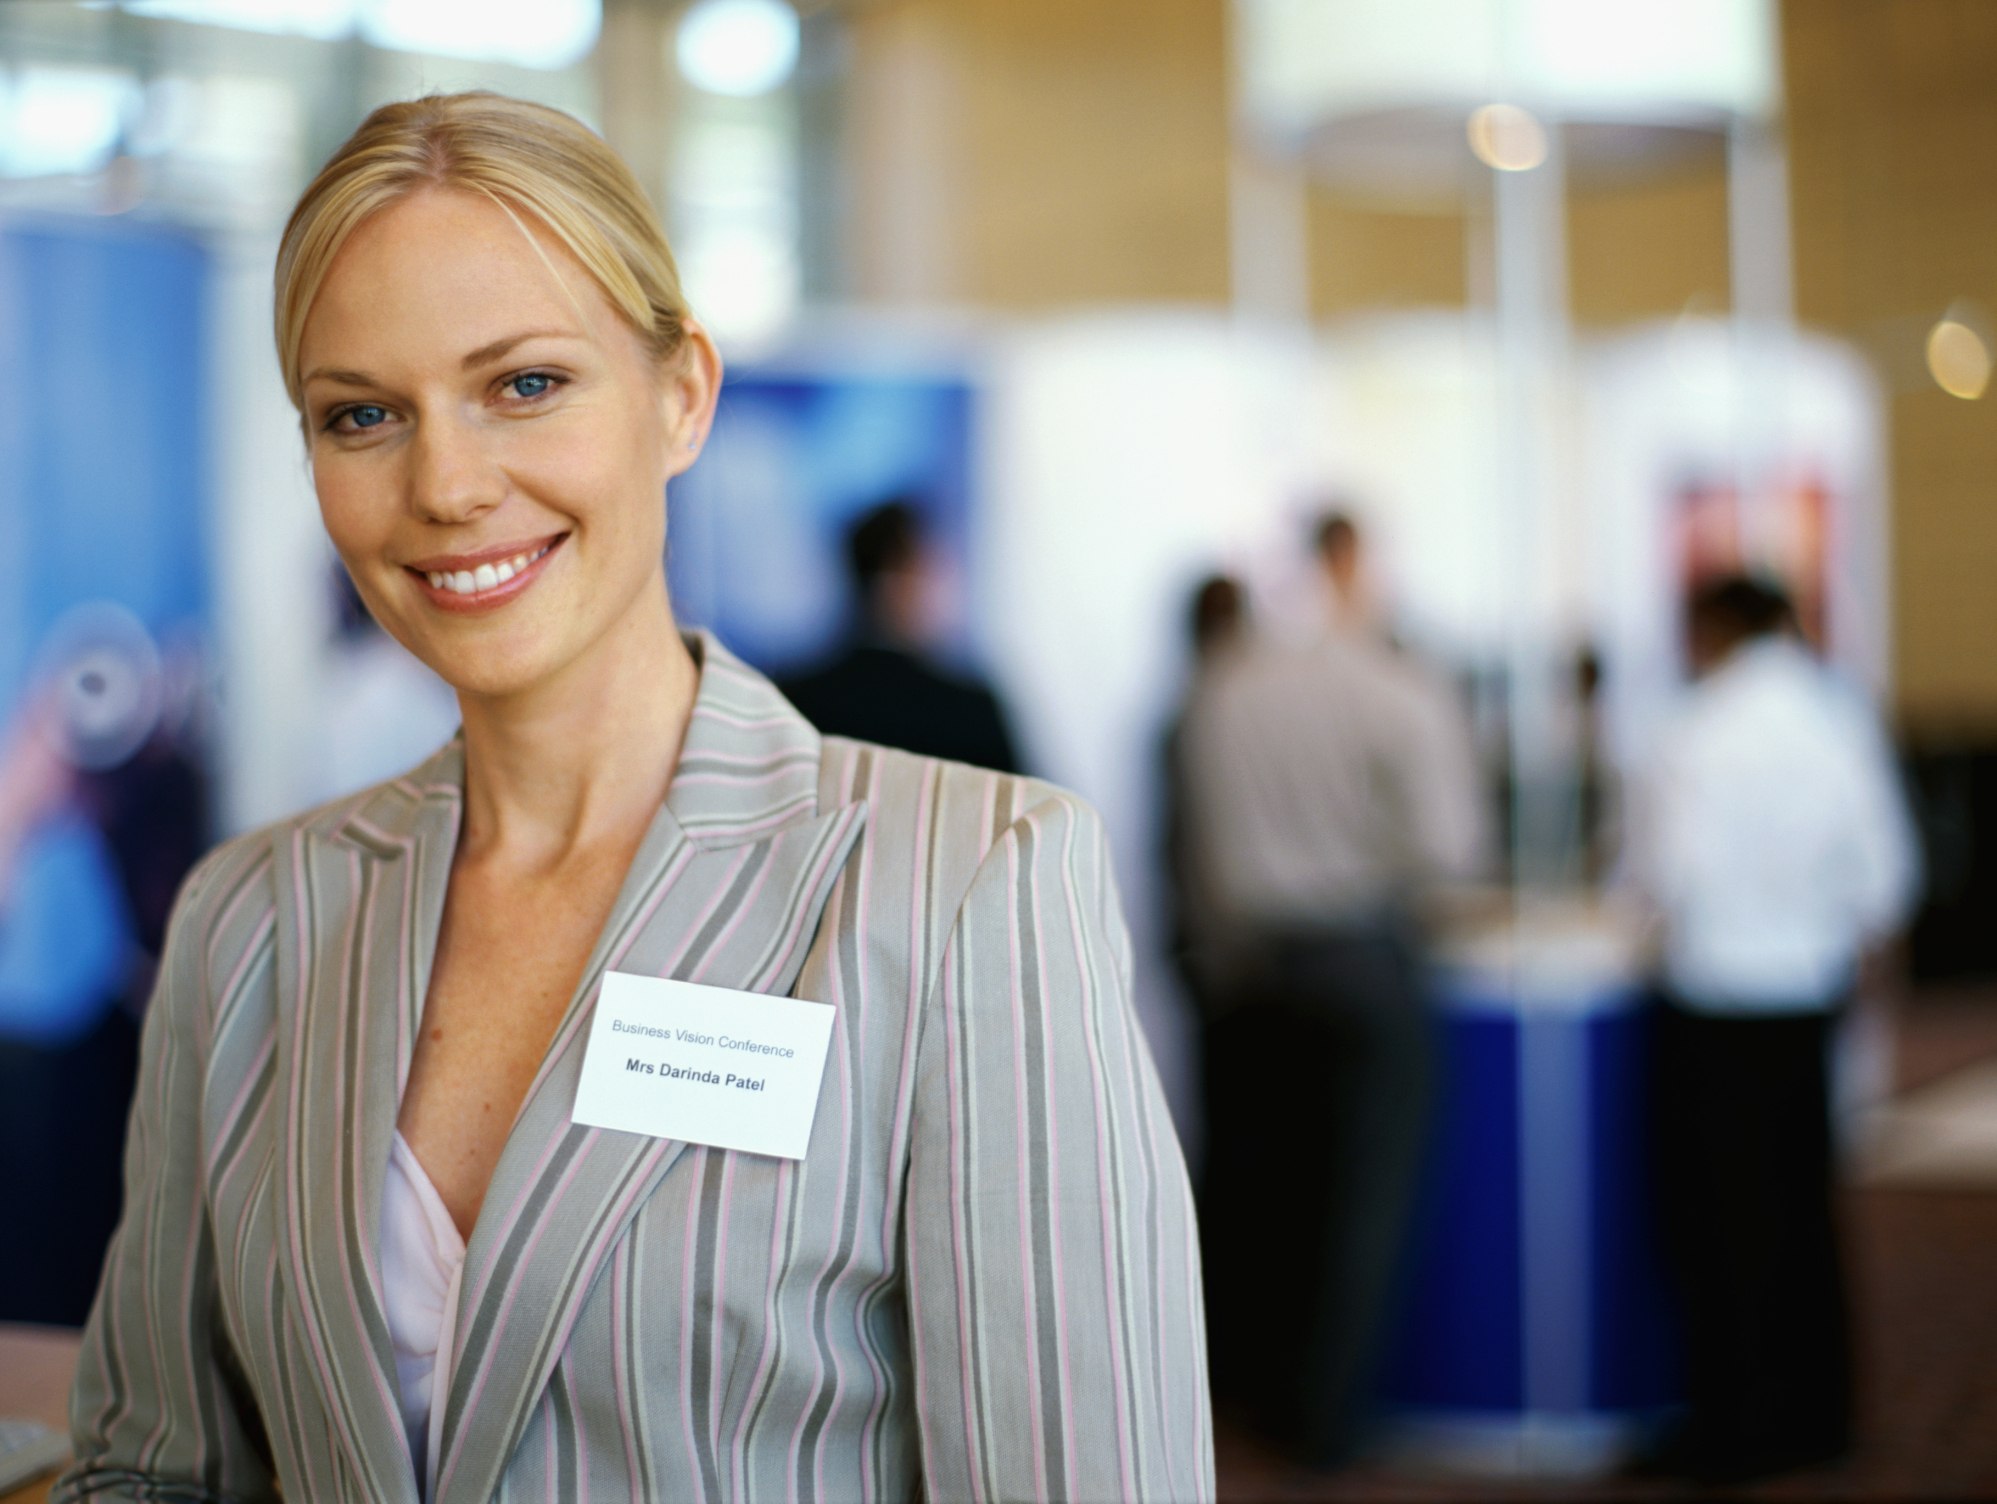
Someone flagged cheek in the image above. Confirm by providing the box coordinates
[312,458,380,549]
[591,472,668,577]
[539,421,669,543]
[313,463,404,601]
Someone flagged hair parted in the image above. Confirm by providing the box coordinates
[274,91,689,411]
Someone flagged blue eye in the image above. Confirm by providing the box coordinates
[510,373,552,399]
[344,405,387,430]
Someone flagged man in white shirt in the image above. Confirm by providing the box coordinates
[1634,574,1919,1483]
[1180,514,1485,1464]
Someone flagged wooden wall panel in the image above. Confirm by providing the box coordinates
[831,0,1997,722]
[844,0,1231,307]
[1786,0,1997,728]
[1307,196,1466,316]
[1567,170,1732,328]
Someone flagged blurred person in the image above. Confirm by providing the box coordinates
[1633,573,1919,1484]
[778,498,1021,772]
[1181,511,1485,1465]
[1161,574,1248,1025]
[0,698,76,942]
[0,664,209,1325]
[1574,643,1618,885]
[61,93,1209,1504]
[0,694,124,1327]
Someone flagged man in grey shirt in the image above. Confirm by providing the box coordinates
[1181,512,1484,1465]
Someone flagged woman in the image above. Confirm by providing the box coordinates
[60,93,1210,1504]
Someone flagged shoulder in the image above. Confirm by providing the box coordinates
[818,736,1109,914]
[246,744,462,864]
[1686,643,1857,741]
[166,747,463,984]
[820,734,1097,846]
[1190,638,1301,720]
[1344,633,1454,709]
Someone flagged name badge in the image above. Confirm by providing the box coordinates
[572,972,836,1160]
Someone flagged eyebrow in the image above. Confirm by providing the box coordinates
[460,329,575,371]
[301,329,579,390]
[302,366,376,389]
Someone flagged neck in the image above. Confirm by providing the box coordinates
[1320,566,1370,634]
[453,572,699,876]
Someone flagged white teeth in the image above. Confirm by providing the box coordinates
[426,543,553,596]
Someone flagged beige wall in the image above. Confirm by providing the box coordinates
[844,0,1231,307]
[838,1,1738,323]
[828,0,1992,725]
[1300,169,1733,325]
[1567,172,1732,328]
[599,0,682,214]
[1306,197,1465,316]
[1786,0,1997,734]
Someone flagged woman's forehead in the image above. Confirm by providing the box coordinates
[303,189,612,366]
[333,189,584,295]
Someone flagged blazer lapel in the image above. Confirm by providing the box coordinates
[271,752,464,1504]
[430,637,867,1504]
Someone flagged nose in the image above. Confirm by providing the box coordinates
[408,412,504,524]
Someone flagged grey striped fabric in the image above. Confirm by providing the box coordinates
[60,634,1213,1503]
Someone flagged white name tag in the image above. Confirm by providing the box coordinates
[572,972,837,1160]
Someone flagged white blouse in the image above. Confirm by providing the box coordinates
[380,1131,467,1499]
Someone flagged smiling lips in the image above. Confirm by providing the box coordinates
[408,536,563,610]
[424,541,554,594]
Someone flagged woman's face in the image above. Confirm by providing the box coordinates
[298,188,715,703]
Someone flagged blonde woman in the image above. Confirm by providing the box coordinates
[60,93,1210,1504]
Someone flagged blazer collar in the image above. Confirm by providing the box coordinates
[271,633,867,1504]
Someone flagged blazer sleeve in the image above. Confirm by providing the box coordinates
[904,791,1214,1503]
[58,850,279,1504]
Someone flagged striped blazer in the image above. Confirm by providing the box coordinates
[60,635,1212,1504]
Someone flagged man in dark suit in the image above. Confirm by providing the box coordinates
[779,499,1021,773]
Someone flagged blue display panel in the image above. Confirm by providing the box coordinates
[1381,993,1679,1422]
[1383,1013,1527,1408]
[0,215,209,697]
[0,212,213,1323]
[0,214,210,1045]
[665,372,975,675]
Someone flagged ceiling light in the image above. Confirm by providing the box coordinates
[1468,103,1549,172]
[0,68,142,178]
[676,0,800,98]
[119,0,354,40]
[1927,316,1990,401]
[117,0,602,70]
[358,0,600,71]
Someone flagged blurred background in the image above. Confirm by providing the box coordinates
[2,0,1996,1498]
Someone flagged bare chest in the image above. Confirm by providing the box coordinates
[397,861,628,1234]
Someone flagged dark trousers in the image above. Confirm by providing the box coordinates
[1199,923,1434,1464]
[1649,996,1853,1478]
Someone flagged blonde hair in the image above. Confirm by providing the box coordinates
[274,92,688,410]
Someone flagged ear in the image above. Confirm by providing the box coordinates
[662,317,722,480]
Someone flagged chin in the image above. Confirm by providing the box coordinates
[384,632,530,701]
[432,656,552,703]
[383,603,564,693]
